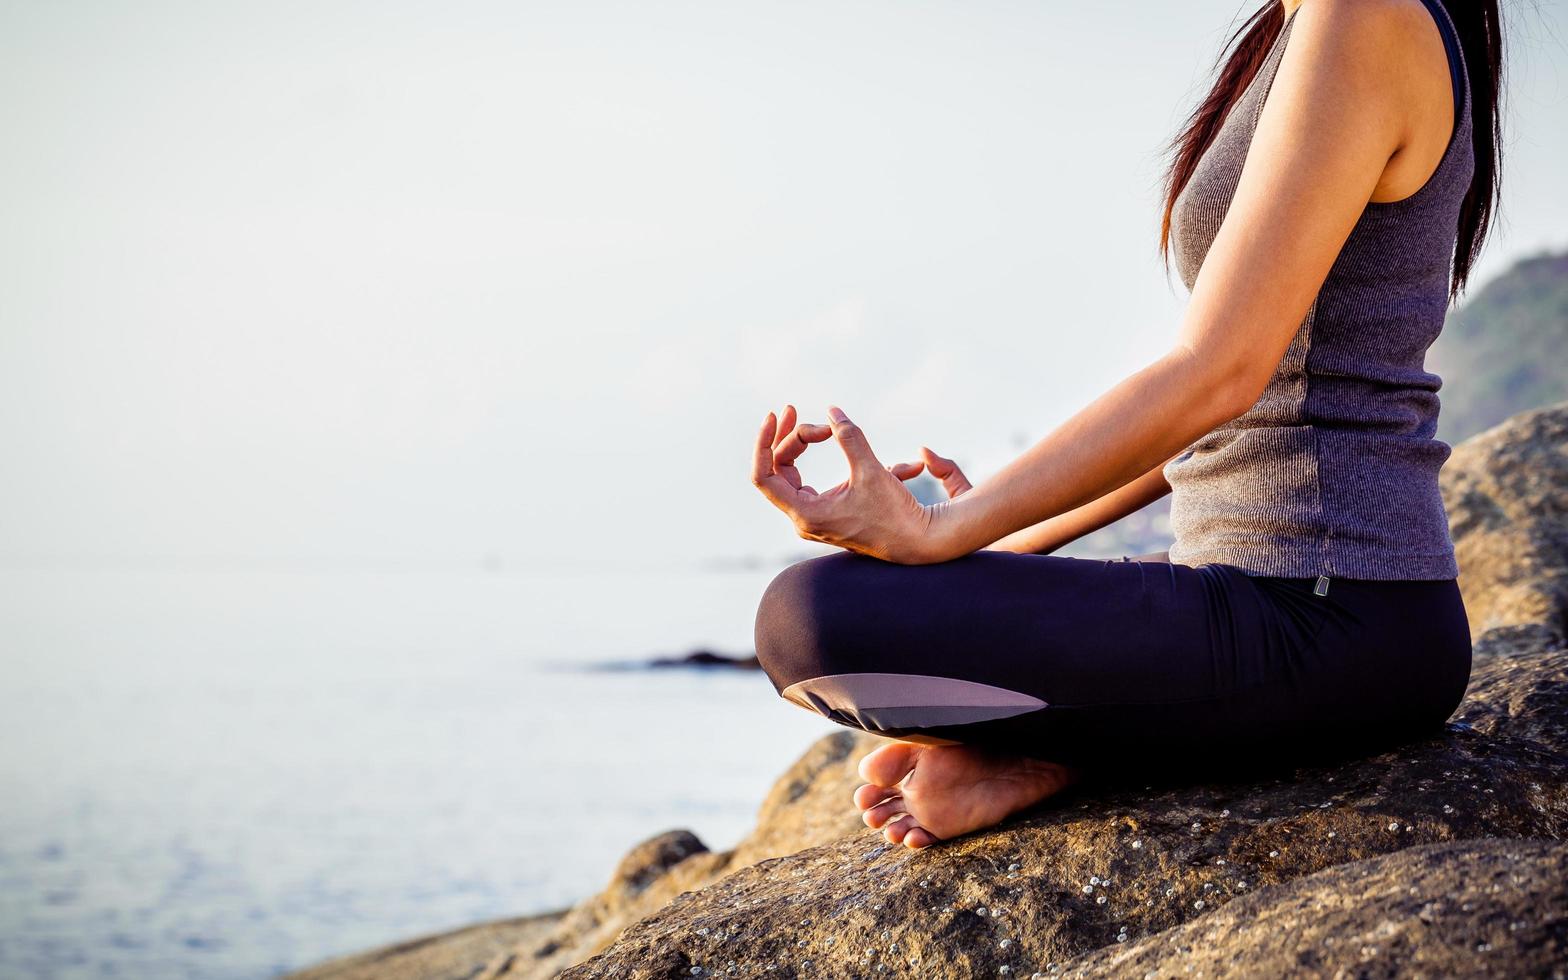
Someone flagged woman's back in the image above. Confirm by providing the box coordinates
[1163,0,1474,580]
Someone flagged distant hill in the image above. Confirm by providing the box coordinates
[1058,247,1568,560]
[1429,248,1568,443]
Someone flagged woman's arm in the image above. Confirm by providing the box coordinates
[983,453,1175,556]
[752,0,1439,566]
[921,0,1427,563]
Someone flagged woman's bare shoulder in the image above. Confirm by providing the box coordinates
[1286,0,1458,199]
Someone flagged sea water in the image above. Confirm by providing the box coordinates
[0,563,836,979]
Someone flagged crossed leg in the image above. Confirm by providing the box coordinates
[753,543,1476,850]
[753,548,1218,849]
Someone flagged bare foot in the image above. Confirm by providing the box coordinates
[852,740,1079,850]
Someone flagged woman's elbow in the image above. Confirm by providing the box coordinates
[1164,344,1267,429]
[1199,360,1268,427]
[1215,374,1265,424]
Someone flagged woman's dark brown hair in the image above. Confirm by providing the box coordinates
[1159,0,1504,300]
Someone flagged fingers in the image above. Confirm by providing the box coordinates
[919,446,959,478]
[751,412,801,511]
[773,404,797,449]
[890,447,972,498]
[826,405,883,476]
[767,403,833,475]
[921,446,974,497]
[775,422,833,469]
[751,411,779,494]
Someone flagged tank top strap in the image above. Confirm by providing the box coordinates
[1414,0,1468,122]
[1242,7,1302,130]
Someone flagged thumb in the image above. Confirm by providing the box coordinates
[826,405,882,475]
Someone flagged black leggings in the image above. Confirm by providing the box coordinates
[753,550,1472,781]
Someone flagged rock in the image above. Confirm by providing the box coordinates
[501,661,1568,972]
[281,909,568,980]
[647,650,762,670]
[557,680,1568,977]
[1071,837,1568,979]
[1455,650,1568,758]
[1442,401,1568,653]
[519,832,726,978]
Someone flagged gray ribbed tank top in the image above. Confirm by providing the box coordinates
[1163,0,1473,581]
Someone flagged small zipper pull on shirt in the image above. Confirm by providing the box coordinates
[1314,574,1331,597]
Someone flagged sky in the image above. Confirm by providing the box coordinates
[2,0,1564,571]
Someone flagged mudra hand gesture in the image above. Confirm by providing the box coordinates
[750,403,973,564]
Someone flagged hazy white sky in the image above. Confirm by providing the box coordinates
[2,0,1564,569]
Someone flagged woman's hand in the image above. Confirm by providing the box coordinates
[751,404,953,564]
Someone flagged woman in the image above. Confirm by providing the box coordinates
[750,0,1501,851]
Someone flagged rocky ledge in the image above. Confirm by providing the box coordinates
[290,402,1568,980]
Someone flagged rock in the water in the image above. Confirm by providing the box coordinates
[647,650,762,670]
[1442,401,1568,654]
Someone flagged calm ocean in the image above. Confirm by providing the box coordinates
[0,563,836,979]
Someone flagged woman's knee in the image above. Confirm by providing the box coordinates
[753,553,860,691]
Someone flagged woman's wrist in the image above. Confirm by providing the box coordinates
[921,492,995,562]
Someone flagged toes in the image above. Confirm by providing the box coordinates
[902,826,940,850]
[858,741,921,787]
[882,813,918,844]
[853,782,900,811]
[861,798,908,830]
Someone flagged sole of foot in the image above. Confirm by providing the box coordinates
[852,739,1079,850]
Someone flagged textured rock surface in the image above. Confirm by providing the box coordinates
[1441,401,1568,654]
[1455,650,1568,758]
[518,831,728,978]
[1072,837,1568,979]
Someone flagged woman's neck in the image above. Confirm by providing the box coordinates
[1281,0,1304,15]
